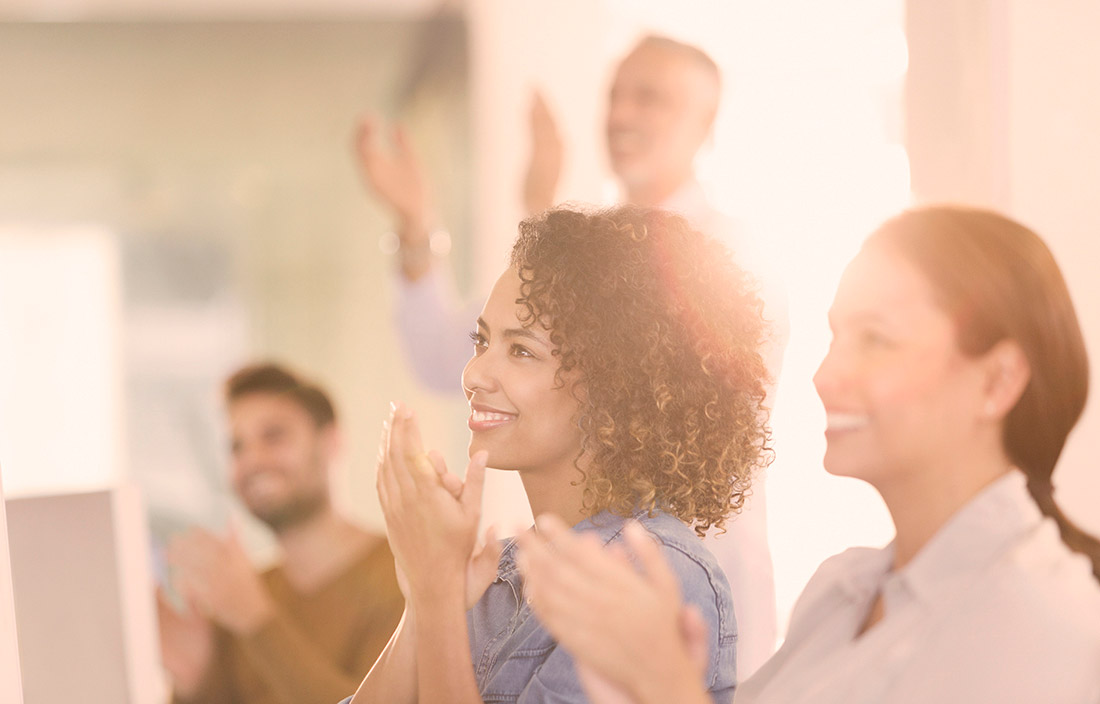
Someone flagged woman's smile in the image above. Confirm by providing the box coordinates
[468,403,519,431]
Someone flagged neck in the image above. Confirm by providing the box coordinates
[623,168,695,208]
[274,503,375,591]
[876,441,1013,571]
[518,461,589,528]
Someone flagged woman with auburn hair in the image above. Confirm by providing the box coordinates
[341,204,772,704]
[518,206,1100,704]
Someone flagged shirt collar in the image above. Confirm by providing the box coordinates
[833,546,895,604]
[658,178,711,225]
[894,471,1042,604]
[496,510,639,580]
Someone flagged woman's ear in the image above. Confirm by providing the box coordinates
[981,340,1031,420]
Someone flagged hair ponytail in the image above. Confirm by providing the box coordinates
[1026,476,1100,580]
[867,206,1100,584]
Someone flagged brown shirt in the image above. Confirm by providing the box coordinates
[174,538,404,704]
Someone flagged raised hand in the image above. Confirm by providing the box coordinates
[156,587,215,699]
[354,115,435,229]
[166,527,274,635]
[522,90,564,215]
[376,402,499,610]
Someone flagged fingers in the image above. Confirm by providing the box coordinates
[475,525,503,571]
[380,402,463,517]
[623,520,680,599]
[530,90,548,122]
[520,516,610,602]
[529,90,557,133]
[393,124,413,158]
[424,448,463,497]
[225,522,247,553]
[679,605,710,677]
[534,514,627,585]
[354,113,383,160]
[376,423,392,511]
[392,402,440,488]
[384,403,418,493]
[459,450,489,514]
[166,529,221,576]
[156,586,177,620]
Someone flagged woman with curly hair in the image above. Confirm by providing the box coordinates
[341,204,772,704]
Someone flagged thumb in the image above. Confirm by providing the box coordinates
[225,522,248,555]
[393,124,414,158]
[428,449,463,498]
[468,525,503,603]
[460,450,489,514]
[355,114,382,157]
[472,526,502,575]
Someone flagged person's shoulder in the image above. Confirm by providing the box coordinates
[937,525,1100,693]
[634,511,711,559]
[633,512,731,602]
[781,546,886,636]
[811,545,885,581]
[795,545,887,601]
[992,522,1100,643]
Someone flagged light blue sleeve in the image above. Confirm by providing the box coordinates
[393,268,483,394]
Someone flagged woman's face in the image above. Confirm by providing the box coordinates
[462,268,585,475]
[813,245,994,487]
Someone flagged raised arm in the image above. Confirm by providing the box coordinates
[522,91,564,215]
[354,116,438,282]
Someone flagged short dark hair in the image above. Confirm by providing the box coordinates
[224,362,337,428]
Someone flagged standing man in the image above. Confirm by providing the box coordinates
[356,35,785,678]
[157,363,404,704]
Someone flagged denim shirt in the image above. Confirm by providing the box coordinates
[471,509,737,703]
[337,509,737,704]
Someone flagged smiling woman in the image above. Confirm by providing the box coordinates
[342,204,773,704]
[738,206,1100,704]
[462,272,586,487]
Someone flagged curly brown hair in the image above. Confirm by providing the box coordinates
[510,204,773,535]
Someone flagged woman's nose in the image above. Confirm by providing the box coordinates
[461,348,497,397]
[812,345,847,401]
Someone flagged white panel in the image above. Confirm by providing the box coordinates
[0,469,25,704]
[7,487,161,704]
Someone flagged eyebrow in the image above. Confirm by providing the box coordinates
[476,316,548,344]
[827,309,895,330]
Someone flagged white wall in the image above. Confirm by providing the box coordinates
[1006,0,1100,535]
[907,0,1100,536]
[0,227,123,497]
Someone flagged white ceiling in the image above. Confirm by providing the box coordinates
[0,0,447,21]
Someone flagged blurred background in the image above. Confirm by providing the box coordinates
[1,0,1098,701]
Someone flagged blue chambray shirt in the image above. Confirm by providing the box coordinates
[338,509,737,704]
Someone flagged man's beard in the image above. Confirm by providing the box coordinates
[252,490,327,534]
